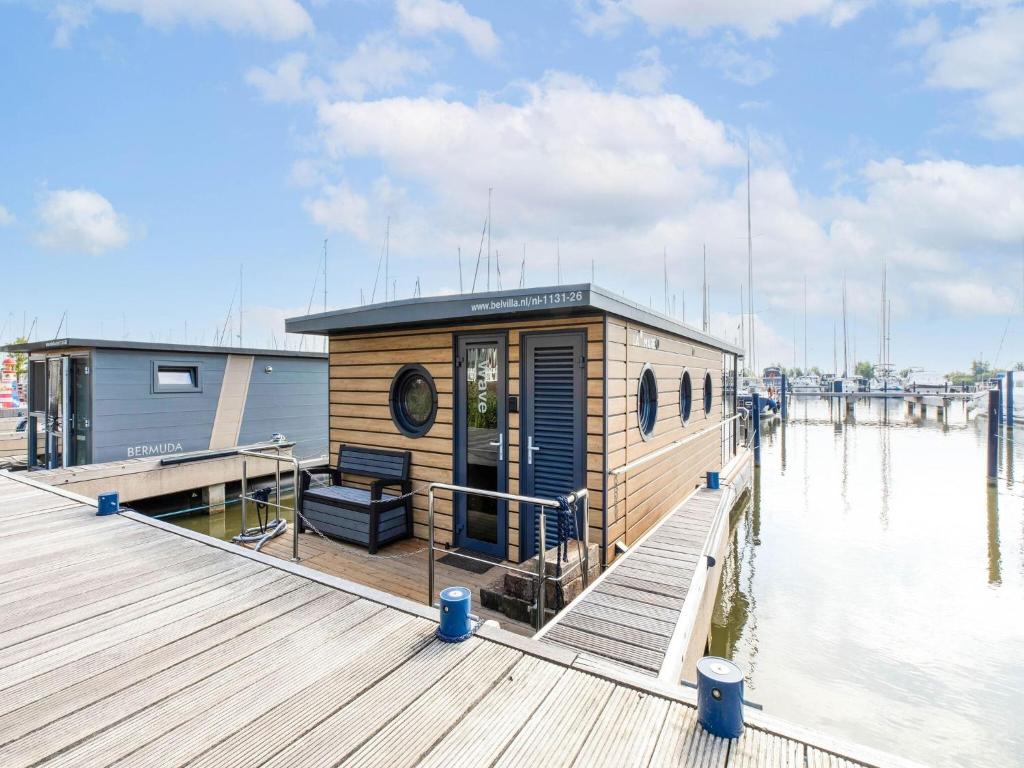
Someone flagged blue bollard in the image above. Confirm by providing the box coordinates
[988,389,999,484]
[97,491,119,516]
[706,471,720,490]
[1007,371,1014,427]
[436,586,473,642]
[752,393,761,467]
[697,656,745,738]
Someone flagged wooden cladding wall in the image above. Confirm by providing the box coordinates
[328,314,604,563]
[604,317,725,562]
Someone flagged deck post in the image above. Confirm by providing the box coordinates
[987,389,999,484]
[997,378,1004,425]
[427,487,435,606]
[1007,370,1015,427]
[752,393,761,468]
[780,373,788,421]
[240,459,247,535]
[291,459,300,561]
[203,483,226,515]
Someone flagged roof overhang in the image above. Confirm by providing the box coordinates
[286,283,743,355]
[2,338,327,359]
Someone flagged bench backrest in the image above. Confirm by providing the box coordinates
[337,444,410,481]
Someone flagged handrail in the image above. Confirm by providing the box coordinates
[608,413,744,477]
[238,447,302,561]
[426,481,589,631]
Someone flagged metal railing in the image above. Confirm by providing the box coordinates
[238,446,302,560]
[426,482,589,631]
[608,412,745,478]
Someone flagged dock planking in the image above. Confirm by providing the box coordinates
[539,486,725,677]
[0,472,902,767]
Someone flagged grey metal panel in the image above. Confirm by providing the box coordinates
[89,350,225,463]
[237,355,328,460]
[284,283,742,355]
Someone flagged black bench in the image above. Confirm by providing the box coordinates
[299,445,413,554]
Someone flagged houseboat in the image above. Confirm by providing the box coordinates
[286,283,747,569]
[6,338,328,469]
[790,373,821,393]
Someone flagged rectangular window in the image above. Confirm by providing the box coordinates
[152,361,201,393]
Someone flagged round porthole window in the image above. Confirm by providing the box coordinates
[390,364,437,437]
[638,365,658,439]
[680,369,693,426]
[704,371,713,416]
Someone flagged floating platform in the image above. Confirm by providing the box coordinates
[0,471,919,767]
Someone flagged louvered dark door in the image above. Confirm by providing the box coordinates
[520,331,586,561]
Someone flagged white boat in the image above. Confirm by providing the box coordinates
[906,371,948,393]
[869,376,903,395]
[791,374,821,393]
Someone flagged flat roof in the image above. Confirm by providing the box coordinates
[3,338,327,359]
[286,283,743,355]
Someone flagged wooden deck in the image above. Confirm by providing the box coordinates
[538,486,730,680]
[0,471,914,768]
[259,531,534,635]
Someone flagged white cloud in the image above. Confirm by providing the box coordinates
[304,183,371,238]
[574,0,867,39]
[0,205,15,227]
[316,72,739,233]
[246,52,324,103]
[91,0,313,40]
[50,2,91,47]
[895,14,941,48]
[700,35,775,85]
[914,279,1018,316]
[395,0,499,57]
[247,36,431,103]
[36,189,131,254]
[329,33,432,99]
[916,6,1024,137]
[616,47,670,94]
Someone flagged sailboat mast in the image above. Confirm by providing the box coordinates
[804,275,808,372]
[486,188,492,291]
[746,140,755,375]
[842,274,849,378]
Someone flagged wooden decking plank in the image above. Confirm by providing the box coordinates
[108,608,416,768]
[0,513,117,546]
[342,643,522,768]
[2,526,161,577]
[728,729,804,767]
[569,598,677,636]
[260,636,486,768]
[188,614,437,768]
[0,575,310,727]
[0,556,260,653]
[492,668,616,768]
[0,504,89,533]
[0,538,200,609]
[1,548,225,632]
[417,656,568,768]
[648,701,729,767]
[0,559,265,669]
[584,591,681,623]
[25,596,379,768]
[559,611,672,652]
[630,550,702,569]
[616,559,696,583]
[3,536,174,591]
[0,584,344,756]
[543,625,663,672]
[572,684,671,768]
[595,581,685,610]
[606,571,691,598]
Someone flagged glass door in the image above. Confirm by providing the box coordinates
[454,335,507,557]
[45,357,64,468]
[70,356,91,466]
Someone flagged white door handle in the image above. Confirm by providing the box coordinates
[488,433,504,461]
[527,435,541,465]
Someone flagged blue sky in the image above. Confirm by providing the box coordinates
[1,0,1022,373]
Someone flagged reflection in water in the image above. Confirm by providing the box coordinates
[987,485,1001,585]
[711,396,1024,768]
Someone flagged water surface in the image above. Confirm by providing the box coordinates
[711,397,1023,767]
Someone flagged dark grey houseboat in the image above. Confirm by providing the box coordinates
[7,338,328,469]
